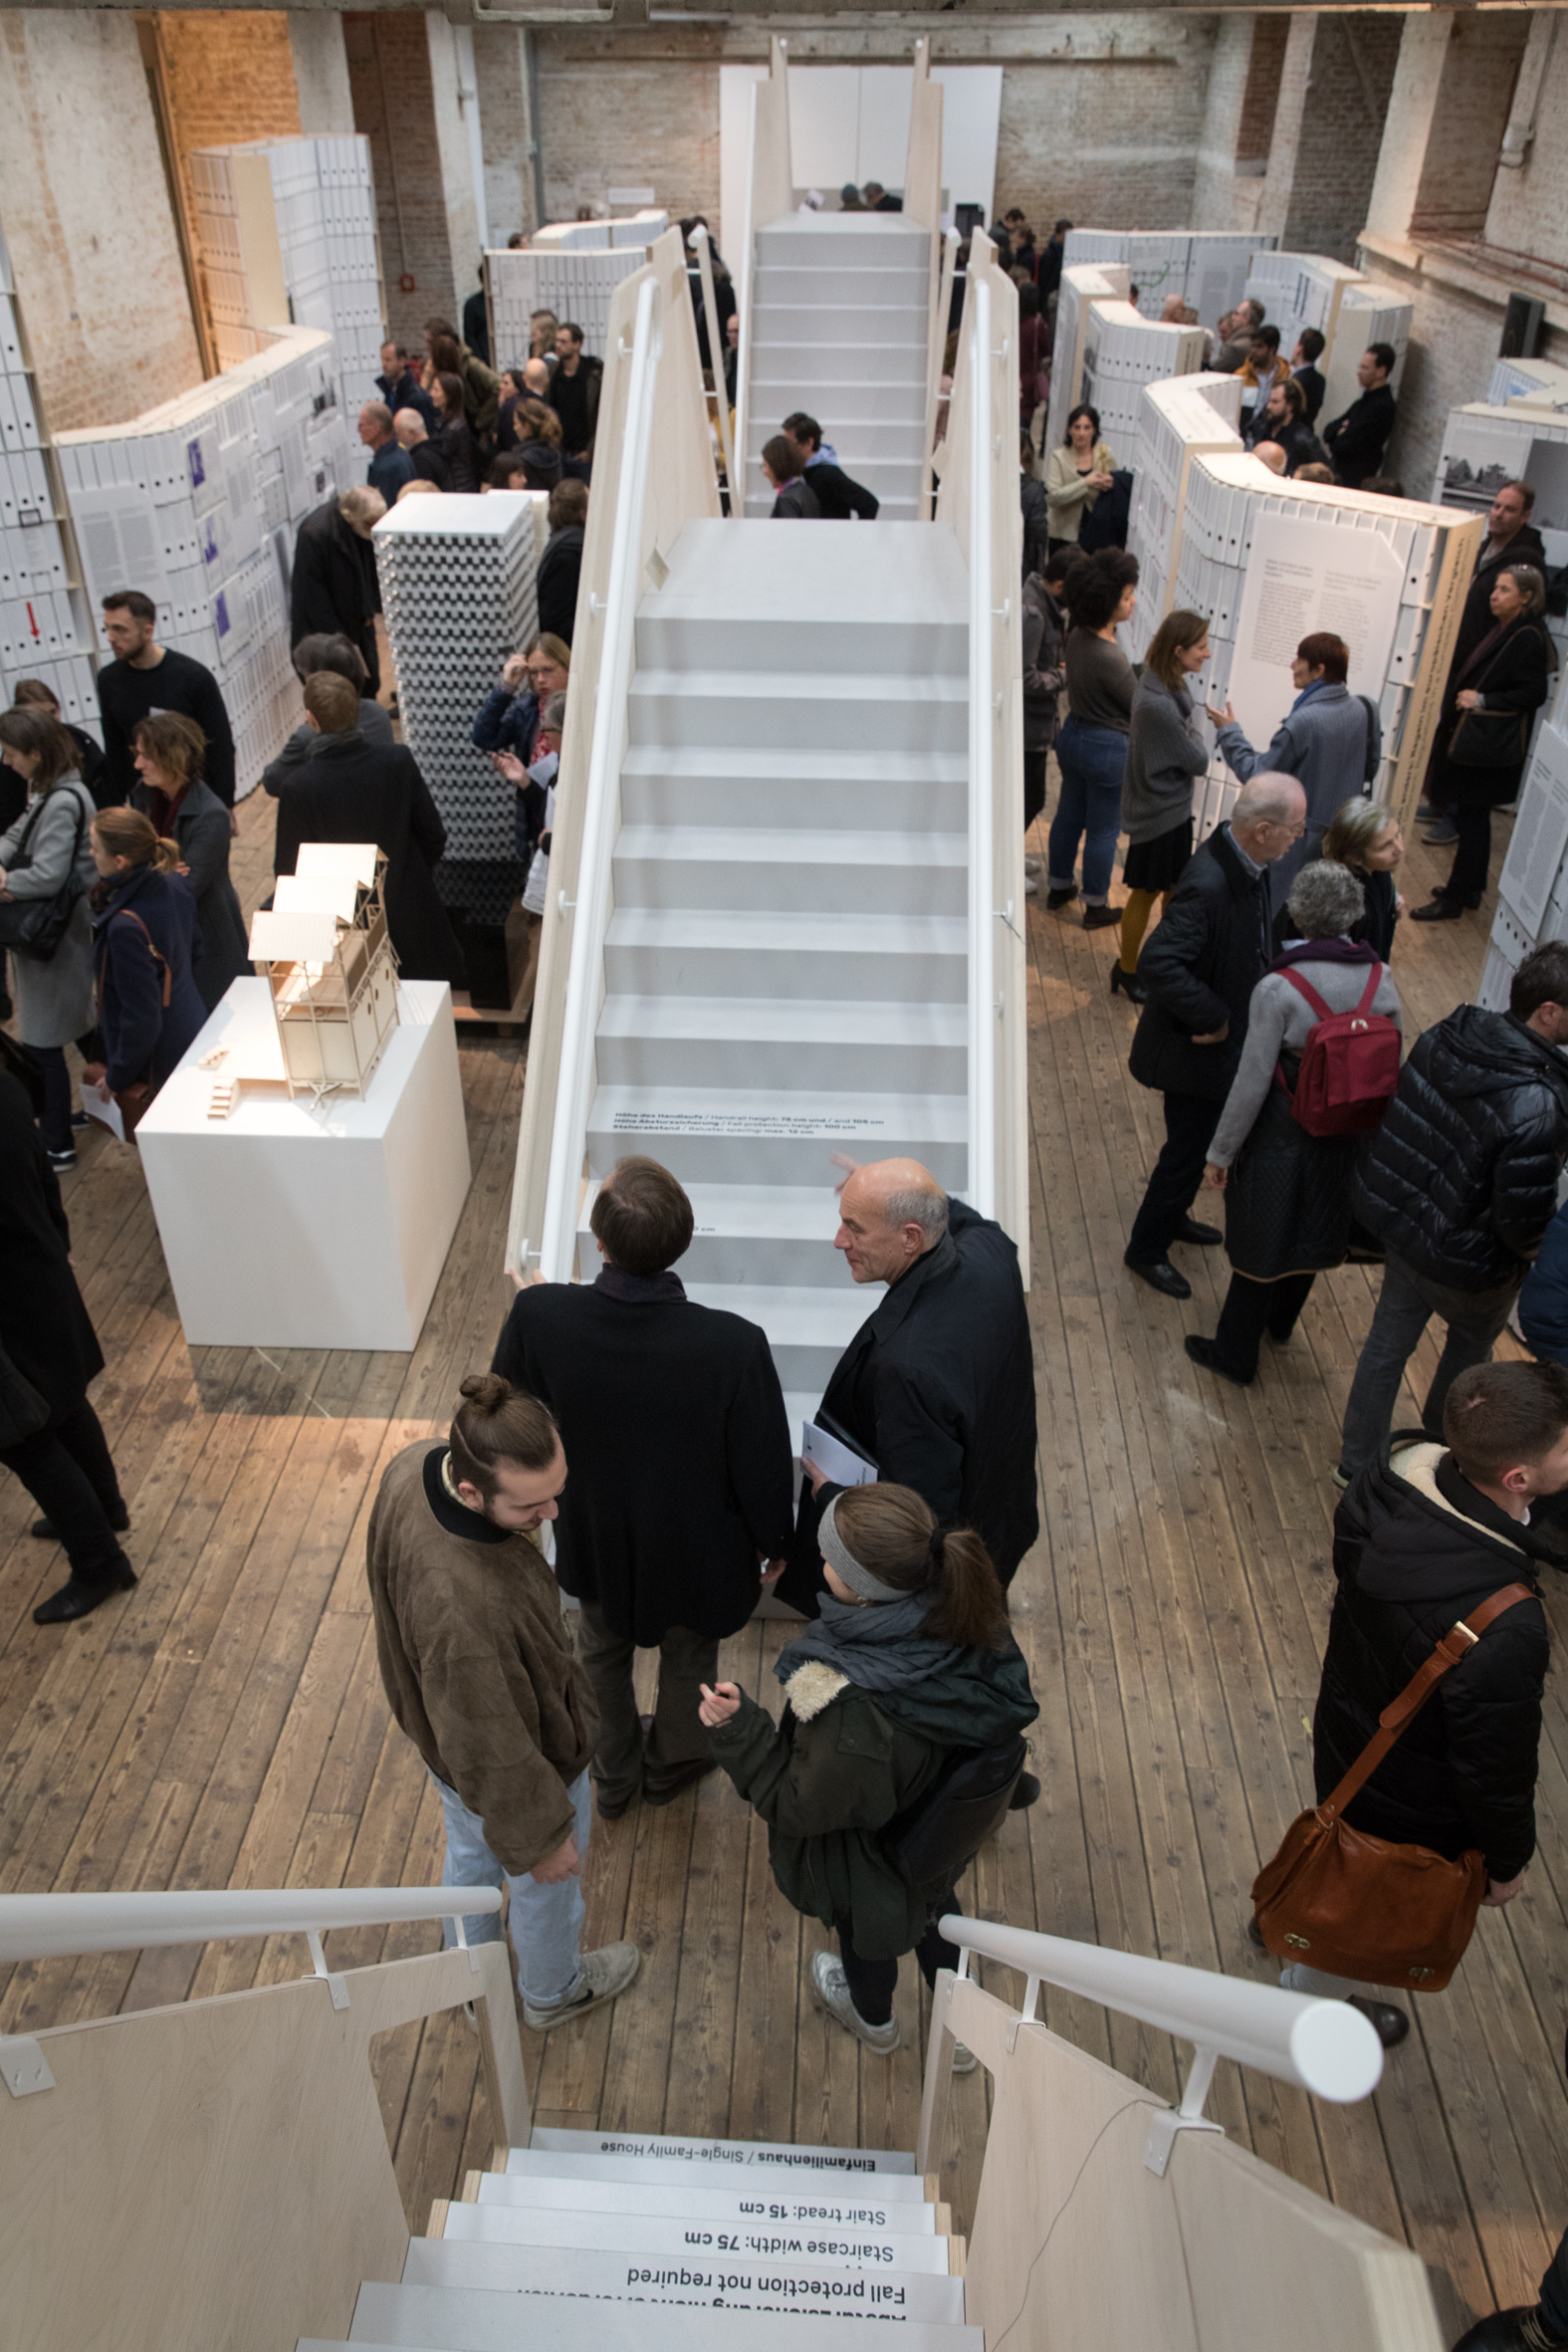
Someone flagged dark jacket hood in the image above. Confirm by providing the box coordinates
[1426,1006,1568,1111]
[1339,1436,1550,1607]
[860,1634,1038,1747]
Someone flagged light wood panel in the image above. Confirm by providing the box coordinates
[0,788,1559,2347]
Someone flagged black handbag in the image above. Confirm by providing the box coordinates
[1447,625,1546,769]
[0,1342,49,1450]
[0,788,88,961]
[885,1733,1027,1885]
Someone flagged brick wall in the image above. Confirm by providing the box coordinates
[1192,14,1259,235]
[1282,14,1402,261]
[994,46,1213,233]
[1235,16,1289,168]
[343,11,464,347]
[155,9,303,241]
[0,11,201,434]
[535,35,723,229]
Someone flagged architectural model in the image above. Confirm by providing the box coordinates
[243,842,400,1105]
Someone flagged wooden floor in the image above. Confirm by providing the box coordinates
[2,787,1561,2338]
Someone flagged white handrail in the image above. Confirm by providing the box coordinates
[537,269,663,1282]
[966,265,997,1221]
[694,228,737,510]
[0,1886,502,1965]
[733,77,762,522]
[940,1914,1382,2106]
[922,228,959,517]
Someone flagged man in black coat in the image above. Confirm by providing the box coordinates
[776,1158,1037,1616]
[1338,942,1568,1482]
[273,671,466,987]
[536,479,587,645]
[1286,1359,1568,2045]
[1124,775,1307,1298]
[290,489,386,695]
[1421,479,1547,842]
[493,1156,793,1819]
[782,413,879,520]
[1290,329,1326,426]
[393,408,452,492]
[0,1057,134,1625]
[1322,343,1398,488]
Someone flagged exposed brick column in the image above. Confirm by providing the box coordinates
[343,9,480,349]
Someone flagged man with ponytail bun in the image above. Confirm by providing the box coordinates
[775,1155,1036,1616]
[699,1481,1037,2061]
[366,1372,640,2031]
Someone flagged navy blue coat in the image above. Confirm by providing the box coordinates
[92,863,207,1094]
[472,684,547,857]
[1519,1199,1568,1366]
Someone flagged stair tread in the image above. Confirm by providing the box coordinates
[343,2283,974,2349]
[432,2202,953,2272]
[590,1080,967,1140]
[527,2125,915,2169]
[628,668,965,703]
[606,907,967,951]
[684,1284,873,1338]
[634,518,965,621]
[401,2240,964,2316]
[597,994,966,1046]
[619,746,967,784]
[502,2144,930,2196]
[472,2170,940,2230]
[614,825,965,865]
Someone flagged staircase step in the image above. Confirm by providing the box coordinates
[528,2125,917,2172]
[751,380,926,422]
[743,421,927,467]
[473,2169,940,2232]
[431,2201,953,2272]
[595,993,967,1092]
[752,341,924,386]
[754,304,927,349]
[402,2240,965,2321]
[619,745,967,833]
[757,217,932,268]
[603,908,968,1002]
[743,495,922,524]
[502,2145,932,2200]
[611,828,965,918]
[681,1282,874,1387]
[755,266,930,307]
[626,669,965,755]
[634,608,960,675]
[587,1082,968,1189]
[577,1180,848,1287]
[342,2284,975,2349]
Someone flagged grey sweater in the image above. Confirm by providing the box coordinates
[1209,949,1403,1166]
[1065,630,1136,733]
[1122,672,1208,843]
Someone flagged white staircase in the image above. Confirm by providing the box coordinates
[301,2124,972,2351]
[575,514,968,1426]
[745,213,931,521]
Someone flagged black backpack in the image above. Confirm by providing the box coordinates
[884,1733,1027,1885]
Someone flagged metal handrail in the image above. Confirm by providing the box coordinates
[966,265,997,1221]
[537,270,663,1282]
[940,1912,1382,2169]
[0,1886,502,1966]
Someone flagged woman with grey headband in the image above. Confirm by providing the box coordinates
[697,1483,1037,2061]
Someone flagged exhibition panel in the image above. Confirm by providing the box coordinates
[1123,371,1243,658]
[1062,229,1272,325]
[1042,259,1132,463]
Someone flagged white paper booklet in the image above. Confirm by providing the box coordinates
[800,1420,877,1488]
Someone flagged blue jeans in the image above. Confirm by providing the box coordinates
[1047,717,1127,903]
[433,1766,591,2011]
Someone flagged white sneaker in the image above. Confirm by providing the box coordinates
[1023,876,1038,896]
[1023,855,1041,875]
[808,1951,901,2054]
[952,2041,979,2074]
[523,1940,640,2032]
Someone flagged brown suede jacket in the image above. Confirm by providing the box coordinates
[366,1441,596,1874]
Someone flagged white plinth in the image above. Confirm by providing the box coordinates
[137,979,471,1350]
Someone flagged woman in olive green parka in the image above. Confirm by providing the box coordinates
[700,1483,1037,2056]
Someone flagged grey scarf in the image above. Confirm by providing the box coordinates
[775,1591,960,1696]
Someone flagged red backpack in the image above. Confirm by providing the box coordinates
[1279,964,1401,1137]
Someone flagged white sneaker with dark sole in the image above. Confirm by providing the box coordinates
[952,2041,979,2074]
[807,1950,901,2054]
[523,1940,640,2033]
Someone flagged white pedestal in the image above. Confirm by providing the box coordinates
[137,980,472,1350]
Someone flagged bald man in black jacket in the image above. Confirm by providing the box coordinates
[776,1159,1037,1618]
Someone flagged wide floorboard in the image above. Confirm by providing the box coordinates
[0,787,1558,2338]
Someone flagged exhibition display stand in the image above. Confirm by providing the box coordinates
[137,979,471,1351]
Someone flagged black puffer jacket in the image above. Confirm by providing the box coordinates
[1353,1006,1568,1291]
[1128,823,1273,1101]
[1316,1438,1551,1880]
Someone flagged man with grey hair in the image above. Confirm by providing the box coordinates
[394,406,453,492]
[1125,775,1308,1298]
[775,1157,1037,1616]
[358,398,414,505]
[289,485,388,695]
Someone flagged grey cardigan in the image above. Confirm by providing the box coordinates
[0,774,98,1050]
[1209,948,1403,1166]
[1122,672,1208,843]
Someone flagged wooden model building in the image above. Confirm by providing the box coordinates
[245,842,400,1102]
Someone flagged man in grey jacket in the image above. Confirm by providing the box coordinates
[1208,629,1379,909]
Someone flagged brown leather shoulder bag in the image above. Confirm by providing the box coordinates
[1251,1583,1535,1991]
